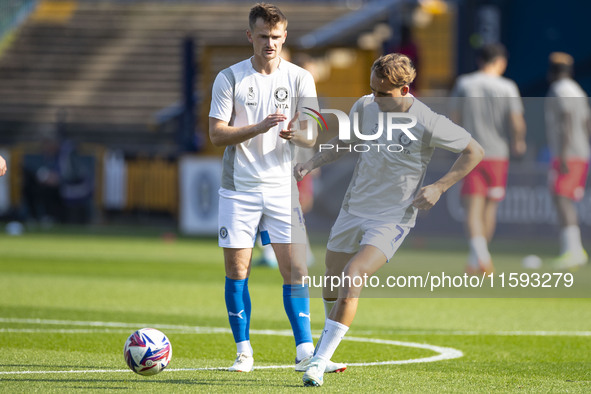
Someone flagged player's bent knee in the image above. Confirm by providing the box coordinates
[324,265,342,278]
[341,267,368,287]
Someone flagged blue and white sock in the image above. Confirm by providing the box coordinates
[283,284,314,360]
[225,277,252,355]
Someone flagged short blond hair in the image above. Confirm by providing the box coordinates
[549,52,574,77]
[549,51,574,66]
[372,53,416,87]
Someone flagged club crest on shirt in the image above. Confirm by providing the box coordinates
[274,87,289,103]
[399,133,413,147]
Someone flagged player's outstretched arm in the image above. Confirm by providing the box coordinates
[412,138,484,210]
[0,155,6,176]
[209,112,287,147]
[294,135,351,181]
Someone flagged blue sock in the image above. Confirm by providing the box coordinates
[283,284,313,346]
[243,278,251,336]
[225,277,250,343]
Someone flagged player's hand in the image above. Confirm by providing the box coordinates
[258,110,287,134]
[294,162,310,182]
[0,155,6,177]
[279,111,300,141]
[511,139,527,157]
[412,184,443,210]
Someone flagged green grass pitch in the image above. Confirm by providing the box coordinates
[0,231,590,392]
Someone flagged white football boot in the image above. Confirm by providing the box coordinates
[553,249,588,270]
[302,356,326,387]
[295,356,347,373]
[228,353,254,372]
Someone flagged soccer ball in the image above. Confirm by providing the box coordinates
[124,328,172,376]
[522,254,542,269]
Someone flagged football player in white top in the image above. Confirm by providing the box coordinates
[450,43,527,274]
[209,3,345,374]
[295,54,484,387]
[545,52,591,269]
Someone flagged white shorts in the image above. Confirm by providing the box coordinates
[327,209,410,261]
[218,188,307,248]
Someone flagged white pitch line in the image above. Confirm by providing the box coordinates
[2,318,589,337]
[0,318,463,376]
[0,330,462,367]
[0,328,135,334]
[0,318,288,336]
[0,318,228,332]
[353,329,591,337]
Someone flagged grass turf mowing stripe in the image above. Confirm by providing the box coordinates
[3,318,590,337]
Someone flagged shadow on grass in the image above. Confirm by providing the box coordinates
[0,364,120,369]
[0,377,302,388]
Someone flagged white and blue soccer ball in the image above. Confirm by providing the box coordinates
[124,328,172,376]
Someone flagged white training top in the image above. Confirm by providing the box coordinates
[450,71,523,159]
[545,78,590,160]
[341,95,472,227]
[209,57,318,193]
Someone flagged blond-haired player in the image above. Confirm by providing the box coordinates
[295,53,484,387]
[545,52,591,269]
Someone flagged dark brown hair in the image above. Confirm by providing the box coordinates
[249,3,287,30]
[478,43,507,64]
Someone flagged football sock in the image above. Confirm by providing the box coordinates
[314,299,337,355]
[243,277,252,340]
[468,250,479,268]
[225,277,251,351]
[469,236,491,267]
[323,299,336,318]
[236,340,253,356]
[296,342,315,361]
[283,284,313,355]
[561,225,584,254]
[315,318,349,361]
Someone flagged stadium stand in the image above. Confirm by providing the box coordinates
[0,1,351,151]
